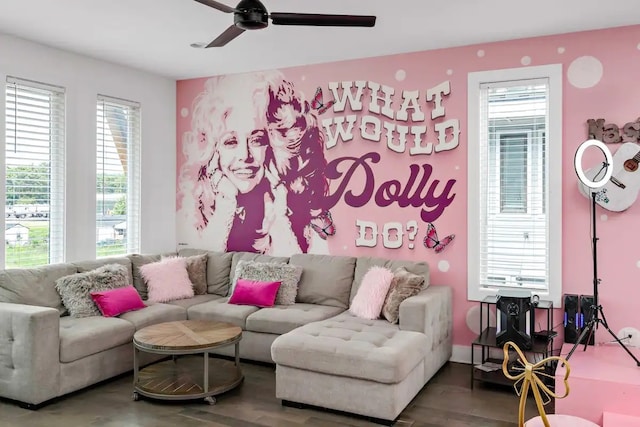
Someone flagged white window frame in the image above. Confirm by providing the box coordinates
[467,64,562,306]
[96,95,141,256]
[3,76,66,267]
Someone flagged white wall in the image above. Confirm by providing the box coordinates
[0,33,176,261]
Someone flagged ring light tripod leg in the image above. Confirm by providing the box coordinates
[599,307,640,366]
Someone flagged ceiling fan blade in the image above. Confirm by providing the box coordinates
[270,13,376,27]
[206,25,246,47]
[194,0,236,13]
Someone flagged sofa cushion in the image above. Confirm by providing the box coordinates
[187,298,260,329]
[90,286,146,317]
[289,254,356,309]
[271,312,427,384]
[59,316,135,363]
[232,260,302,305]
[55,264,130,318]
[178,248,234,296]
[351,257,430,303]
[229,279,281,308]
[140,257,194,303]
[0,263,77,315]
[381,268,425,324]
[229,252,288,295]
[165,294,222,310]
[349,266,394,320]
[246,303,344,335]
[128,253,161,299]
[118,302,186,330]
[185,253,208,295]
[73,257,134,289]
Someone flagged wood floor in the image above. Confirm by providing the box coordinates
[0,361,537,426]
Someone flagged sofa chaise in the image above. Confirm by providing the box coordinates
[0,248,452,423]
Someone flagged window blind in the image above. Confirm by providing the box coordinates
[5,77,65,268]
[478,79,549,291]
[96,95,140,257]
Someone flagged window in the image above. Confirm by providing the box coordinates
[467,64,562,305]
[4,77,65,268]
[96,95,140,256]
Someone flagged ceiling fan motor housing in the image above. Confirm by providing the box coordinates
[234,0,268,30]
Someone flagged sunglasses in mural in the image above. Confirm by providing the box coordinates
[310,87,336,115]
[310,210,336,240]
[424,222,455,254]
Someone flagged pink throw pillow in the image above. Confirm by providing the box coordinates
[350,266,395,320]
[140,257,195,303]
[228,279,281,308]
[90,286,146,317]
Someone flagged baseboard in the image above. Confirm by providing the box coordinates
[450,345,472,364]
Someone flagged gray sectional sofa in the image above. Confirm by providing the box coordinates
[0,248,452,423]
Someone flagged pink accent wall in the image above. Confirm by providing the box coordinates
[177,24,640,348]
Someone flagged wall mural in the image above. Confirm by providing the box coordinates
[177,71,460,256]
[177,24,640,350]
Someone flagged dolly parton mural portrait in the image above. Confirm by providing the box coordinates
[177,71,332,255]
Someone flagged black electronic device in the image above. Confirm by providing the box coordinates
[579,295,595,346]
[496,290,534,350]
[563,294,580,344]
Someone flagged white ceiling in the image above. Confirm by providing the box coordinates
[2,0,640,80]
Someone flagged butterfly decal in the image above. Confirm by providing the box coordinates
[423,223,455,253]
[310,87,336,115]
[310,210,336,240]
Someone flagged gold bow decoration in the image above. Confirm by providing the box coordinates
[501,341,571,427]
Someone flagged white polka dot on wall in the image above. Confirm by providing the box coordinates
[343,246,348,250]
[617,327,640,347]
[455,165,460,170]
[301,75,306,81]
[466,306,496,335]
[636,260,640,268]
[477,49,485,58]
[395,69,406,82]
[180,108,189,118]
[558,47,565,54]
[437,260,450,272]
[567,56,604,89]
[600,214,608,221]
[446,69,453,76]
[521,56,532,66]
[637,43,640,51]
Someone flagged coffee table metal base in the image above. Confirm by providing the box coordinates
[133,343,243,404]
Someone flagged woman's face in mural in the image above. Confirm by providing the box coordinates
[217,108,269,194]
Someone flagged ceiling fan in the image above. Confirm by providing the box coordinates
[192,0,377,48]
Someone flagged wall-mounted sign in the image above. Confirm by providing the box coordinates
[587,118,640,143]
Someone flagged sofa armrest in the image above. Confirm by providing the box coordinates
[399,285,452,345]
[0,302,61,405]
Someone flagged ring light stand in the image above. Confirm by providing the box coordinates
[566,139,640,366]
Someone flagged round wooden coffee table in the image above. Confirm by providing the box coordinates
[132,320,243,405]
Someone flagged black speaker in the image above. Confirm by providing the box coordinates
[496,290,534,350]
[579,295,595,346]
[564,294,580,344]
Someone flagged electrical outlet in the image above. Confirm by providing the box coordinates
[617,327,640,347]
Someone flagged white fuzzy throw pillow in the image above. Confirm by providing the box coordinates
[140,257,194,303]
[349,266,394,320]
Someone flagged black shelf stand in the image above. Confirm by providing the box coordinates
[470,295,555,389]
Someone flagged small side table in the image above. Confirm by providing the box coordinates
[132,319,243,405]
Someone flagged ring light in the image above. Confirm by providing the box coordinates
[573,139,613,189]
